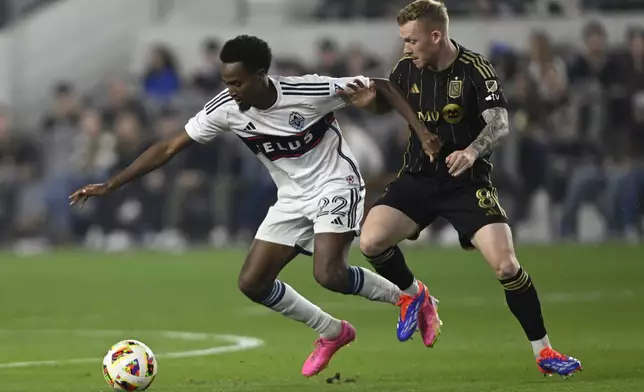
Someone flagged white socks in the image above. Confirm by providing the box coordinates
[349,266,402,304]
[261,280,342,339]
[258,266,405,341]
[530,335,552,358]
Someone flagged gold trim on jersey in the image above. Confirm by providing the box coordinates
[397,66,420,177]
[390,55,413,75]
[459,51,496,79]
[397,127,412,177]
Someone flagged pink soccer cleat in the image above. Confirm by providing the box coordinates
[415,283,442,347]
[301,321,356,377]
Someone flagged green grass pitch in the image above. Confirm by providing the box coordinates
[0,244,642,391]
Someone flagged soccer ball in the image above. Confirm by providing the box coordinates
[102,340,158,391]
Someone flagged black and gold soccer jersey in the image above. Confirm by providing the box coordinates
[390,40,508,182]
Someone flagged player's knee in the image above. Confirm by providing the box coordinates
[313,265,349,294]
[491,253,520,279]
[237,273,270,303]
[359,232,389,257]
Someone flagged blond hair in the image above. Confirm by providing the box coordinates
[397,0,449,30]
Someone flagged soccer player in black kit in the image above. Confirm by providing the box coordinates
[347,0,582,377]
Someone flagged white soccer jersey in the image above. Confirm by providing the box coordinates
[185,74,367,200]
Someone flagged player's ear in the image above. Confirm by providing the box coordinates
[431,30,442,44]
[256,68,267,79]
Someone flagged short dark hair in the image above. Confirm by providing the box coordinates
[220,35,272,73]
[397,0,448,30]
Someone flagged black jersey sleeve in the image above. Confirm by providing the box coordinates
[461,52,508,114]
[389,56,412,91]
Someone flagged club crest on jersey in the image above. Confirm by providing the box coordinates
[485,80,498,93]
[448,80,463,99]
[289,112,306,131]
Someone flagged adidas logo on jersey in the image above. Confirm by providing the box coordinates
[410,84,420,94]
[244,122,257,132]
[331,217,344,226]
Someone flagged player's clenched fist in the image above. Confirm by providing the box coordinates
[68,183,111,206]
[419,132,441,162]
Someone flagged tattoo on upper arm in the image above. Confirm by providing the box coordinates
[469,107,509,158]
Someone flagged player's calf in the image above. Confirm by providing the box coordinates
[238,273,274,304]
[314,232,402,305]
[474,224,561,359]
[359,205,419,294]
[312,263,356,294]
[240,276,345,339]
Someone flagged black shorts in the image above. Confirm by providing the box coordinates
[373,172,509,249]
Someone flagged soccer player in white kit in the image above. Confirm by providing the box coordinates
[70,35,440,377]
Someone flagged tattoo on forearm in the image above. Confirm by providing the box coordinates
[469,107,509,158]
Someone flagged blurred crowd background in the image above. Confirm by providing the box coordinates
[0,0,643,252]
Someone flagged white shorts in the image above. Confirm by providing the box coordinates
[254,183,365,255]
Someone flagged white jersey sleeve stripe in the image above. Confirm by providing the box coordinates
[281,86,329,92]
[279,81,329,87]
[205,96,234,115]
[283,91,331,97]
[204,89,229,111]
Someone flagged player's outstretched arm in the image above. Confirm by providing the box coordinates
[468,107,509,158]
[370,78,441,160]
[340,77,440,161]
[69,131,193,206]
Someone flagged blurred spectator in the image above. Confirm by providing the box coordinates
[192,38,223,96]
[273,59,309,77]
[0,108,41,240]
[45,107,115,243]
[346,44,383,78]
[156,106,217,244]
[613,28,644,240]
[489,43,519,82]
[102,78,148,129]
[527,31,569,104]
[41,82,81,131]
[142,44,182,103]
[316,39,348,78]
[568,21,613,86]
[40,83,85,243]
[504,71,548,223]
[94,111,152,250]
[559,27,643,241]
[70,108,117,180]
[314,0,391,20]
